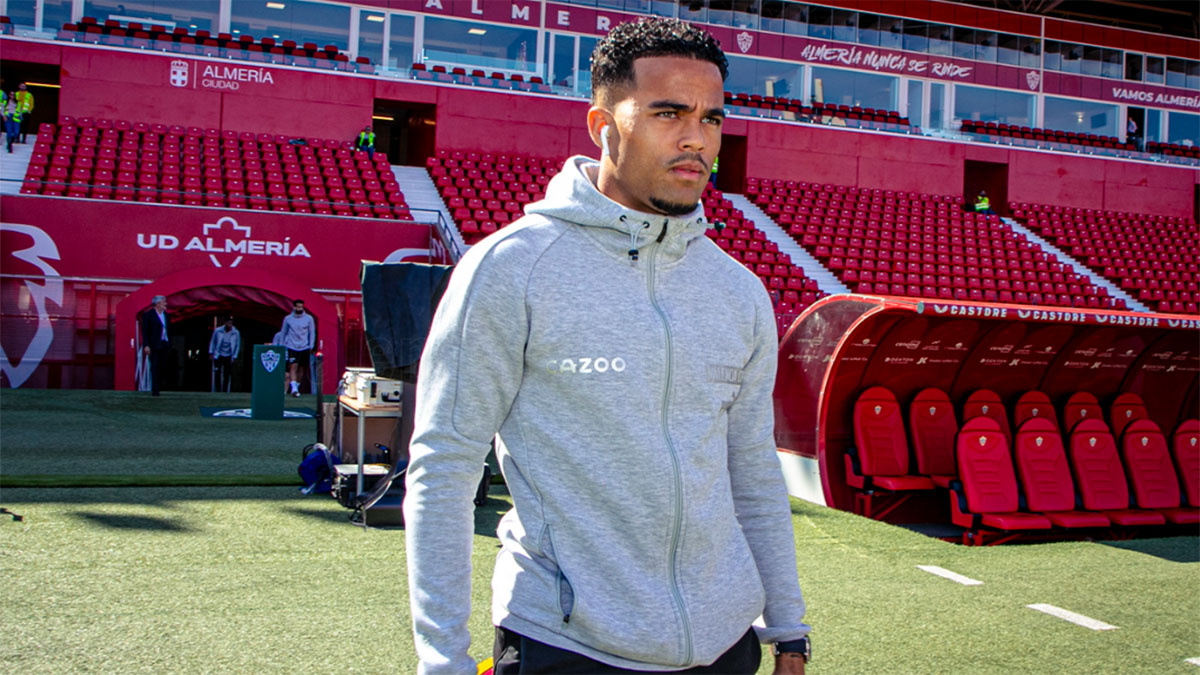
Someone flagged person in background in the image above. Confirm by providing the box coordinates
[973,190,995,216]
[278,299,315,397]
[14,83,33,143]
[140,295,170,396]
[209,316,241,393]
[709,154,719,187]
[1127,116,1141,151]
[356,125,375,160]
[404,17,809,675]
[4,92,21,153]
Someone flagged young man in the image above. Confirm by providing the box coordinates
[208,316,241,392]
[405,18,809,675]
[356,125,375,160]
[278,299,314,397]
[140,295,170,396]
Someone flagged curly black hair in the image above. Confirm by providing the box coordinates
[590,17,728,104]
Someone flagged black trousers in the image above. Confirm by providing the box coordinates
[493,626,761,675]
[148,347,165,395]
[214,356,234,392]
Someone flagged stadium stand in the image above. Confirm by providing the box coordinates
[724,92,912,130]
[411,64,552,93]
[749,177,1126,310]
[21,119,412,219]
[1012,202,1200,314]
[960,120,1134,151]
[57,18,373,72]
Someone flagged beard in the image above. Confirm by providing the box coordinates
[649,195,699,216]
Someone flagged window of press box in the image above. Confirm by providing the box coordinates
[954,85,1034,127]
[1190,61,1200,90]
[84,0,219,33]
[1165,58,1188,88]
[760,0,807,35]
[726,54,803,100]
[387,14,414,70]
[1060,43,1083,74]
[677,0,706,23]
[550,33,575,89]
[595,1,653,11]
[1043,40,1061,71]
[3,0,35,29]
[953,27,976,60]
[857,13,880,46]
[811,66,898,112]
[1101,49,1122,79]
[1167,111,1198,146]
[357,11,385,66]
[996,33,1020,66]
[907,80,924,128]
[1019,37,1040,68]
[1144,109,1161,143]
[928,23,953,57]
[903,20,929,54]
[1145,55,1164,84]
[878,16,902,50]
[1080,45,1102,77]
[974,30,997,62]
[1043,96,1117,137]
[577,35,599,96]
[806,5,832,40]
[422,17,538,75]
[229,0,349,51]
[1125,53,1143,81]
[928,82,946,129]
[40,0,72,32]
[706,0,732,27]
[831,8,856,44]
[731,0,761,29]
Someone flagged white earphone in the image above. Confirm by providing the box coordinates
[599,124,613,158]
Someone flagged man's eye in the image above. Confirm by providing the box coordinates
[656,111,678,118]
[703,116,723,125]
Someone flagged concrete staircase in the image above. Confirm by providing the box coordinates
[1002,216,1149,313]
[723,192,850,296]
[391,165,466,261]
[0,137,34,196]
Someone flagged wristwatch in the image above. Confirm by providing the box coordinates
[773,636,811,662]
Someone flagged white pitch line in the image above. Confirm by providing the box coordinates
[916,565,983,586]
[1026,603,1118,631]
[1185,657,1200,667]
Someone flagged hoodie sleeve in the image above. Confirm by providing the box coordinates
[726,290,810,645]
[403,238,530,675]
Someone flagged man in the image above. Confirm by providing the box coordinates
[140,295,170,396]
[405,18,809,675]
[973,190,994,216]
[356,125,375,160]
[3,92,20,154]
[209,316,241,392]
[279,299,314,397]
[14,83,33,143]
[1127,116,1141,151]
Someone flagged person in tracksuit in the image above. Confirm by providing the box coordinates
[404,18,810,675]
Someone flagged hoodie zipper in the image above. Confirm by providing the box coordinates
[645,230,694,667]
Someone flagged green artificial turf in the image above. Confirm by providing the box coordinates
[1,391,1197,672]
[1,390,320,486]
[1,487,1196,674]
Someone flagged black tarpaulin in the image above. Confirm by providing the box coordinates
[360,261,453,383]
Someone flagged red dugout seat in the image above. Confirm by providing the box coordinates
[907,388,957,487]
[1014,390,1059,431]
[1062,392,1103,432]
[1013,418,1109,528]
[1121,420,1199,524]
[849,387,932,491]
[1174,420,1200,507]
[1069,419,1165,526]
[1110,392,1148,439]
[951,417,1053,536]
[962,389,1011,448]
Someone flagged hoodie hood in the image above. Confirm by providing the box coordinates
[525,155,710,264]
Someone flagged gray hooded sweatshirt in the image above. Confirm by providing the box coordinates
[404,156,808,674]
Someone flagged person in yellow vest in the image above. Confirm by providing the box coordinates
[709,154,719,187]
[973,190,994,216]
[4,92,21,153]
[355,125,375,160]
[14,83,34,143]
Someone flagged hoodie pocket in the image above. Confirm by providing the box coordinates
[557,568,576,624]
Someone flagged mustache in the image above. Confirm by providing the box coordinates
[666,153,708,171]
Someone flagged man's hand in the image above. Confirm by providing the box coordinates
[773,653,806,674]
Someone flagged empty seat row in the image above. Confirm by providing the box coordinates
[960,120,1135,152]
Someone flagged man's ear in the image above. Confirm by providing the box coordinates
[587,107,614,153]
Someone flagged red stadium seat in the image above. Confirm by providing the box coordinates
[1062,392,1103,432]
[1121,420,1199,524]
[951,417,1052,536]
[1013,390,1059,432]
[1110,393,1148,440]
[1174,420,1200,507]
[907,388,957,487]
[1013,418,1109,528]
[849,386,932,489]
[962,389,1011,448]
[1069,419,1165,526]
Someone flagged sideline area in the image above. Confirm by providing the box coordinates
[1,391,1197,672]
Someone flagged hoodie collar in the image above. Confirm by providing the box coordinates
[525,156,710,265]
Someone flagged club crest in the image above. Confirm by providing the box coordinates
[1140,436,1148,446]
[736,31,754,53]
[929,406,937,416]
[1089,437,1097,447]
[1036,437,1044,447]
[874,405,882,415]
[260,349,281,373]
[978,437,987,446]
[982,405,989,414]
[1032,407,1040,416]
[1025,70,1040,90]
[1125,410,1133,418]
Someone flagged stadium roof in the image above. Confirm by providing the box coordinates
[961,0,1200,39]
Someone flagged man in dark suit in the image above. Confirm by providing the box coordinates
[140,295,169,396]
